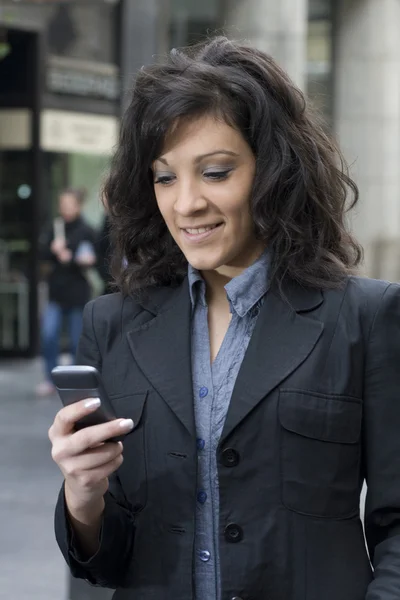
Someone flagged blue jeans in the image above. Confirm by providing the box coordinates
[41,302,83,382]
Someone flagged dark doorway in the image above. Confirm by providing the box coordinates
[0,28,42,356]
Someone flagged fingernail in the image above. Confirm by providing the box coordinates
[85,398,101,409]
[119,418,134,430]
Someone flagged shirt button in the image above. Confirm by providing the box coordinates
[199,386,209,398]
[198,550,211,562]
[221,447,240,467]
[197,490,207,504]
[197,438,205,451]
[224,523,244,543]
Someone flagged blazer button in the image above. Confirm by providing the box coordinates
[225,523,243,543]
[231,597,244,600]
[221,447,240,467]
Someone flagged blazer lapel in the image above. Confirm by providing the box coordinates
[220,281,324,444]
[126,280,195,437]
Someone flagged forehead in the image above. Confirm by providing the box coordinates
[158,115,248,160]
[60,193,78,204]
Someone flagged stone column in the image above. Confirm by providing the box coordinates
[120,0,170,112]
[334,0,400,279]
[222,0,308,90]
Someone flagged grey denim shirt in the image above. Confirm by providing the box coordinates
[189,250,270,600]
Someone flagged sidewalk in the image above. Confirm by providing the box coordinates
[0,358,67,599]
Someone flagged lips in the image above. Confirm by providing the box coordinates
[183,224,220,234]
[180,222,223,244]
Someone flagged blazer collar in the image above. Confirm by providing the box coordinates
[127,277,324,440]
[135,275,324,316]
[220,280,324,444]
[127,280,195,436]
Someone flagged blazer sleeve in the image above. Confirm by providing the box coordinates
[54,299,135,589]
[364,283,400,599]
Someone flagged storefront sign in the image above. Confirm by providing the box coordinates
[40,109,118,155]
[47,55,120,101]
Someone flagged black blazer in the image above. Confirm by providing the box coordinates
[55,275,400,600]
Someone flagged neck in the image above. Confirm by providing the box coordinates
[201,245,266,305]
[202,270,231,307]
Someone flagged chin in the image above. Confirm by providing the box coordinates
[184,250,225,273]
[186,259,220,272]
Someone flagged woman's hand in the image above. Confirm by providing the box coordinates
[50,238,72,264]
[50,238,65,255]
[49,399,134,522]
[58,248,73,263]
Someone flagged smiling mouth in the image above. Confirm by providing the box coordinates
[182,223,223,234]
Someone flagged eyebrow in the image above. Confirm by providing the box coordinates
[156,150,239,166]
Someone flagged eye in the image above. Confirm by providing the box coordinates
[154,174,176,185]
[203,168,233,181]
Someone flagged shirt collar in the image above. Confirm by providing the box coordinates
[188,264,206,307]
[188,249,270,317]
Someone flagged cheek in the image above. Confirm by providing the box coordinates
[220,192,253,230]
[218,173,253,214]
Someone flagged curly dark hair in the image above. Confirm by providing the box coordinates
[104,36,362,296]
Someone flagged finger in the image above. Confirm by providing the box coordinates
[68,455,124,489]
[60,441,123,475]
[50,398,103,438]
[66,418,134,455]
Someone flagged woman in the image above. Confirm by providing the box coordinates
[37,187,96,396]
[49,38,400,599]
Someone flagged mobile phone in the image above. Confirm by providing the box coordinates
[51,365,125,443]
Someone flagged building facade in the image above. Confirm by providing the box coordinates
[334,0,400,283]
[0,0,169,357]
[0,1,121,356]
[0,0,398,361]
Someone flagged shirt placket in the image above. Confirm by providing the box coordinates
[193,302,217,596]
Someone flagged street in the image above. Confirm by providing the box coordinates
[0,359,66,600]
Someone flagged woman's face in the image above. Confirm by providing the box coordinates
[59,193,81,223]
[152,115,265,277]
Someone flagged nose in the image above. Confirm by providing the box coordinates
[174,178,207,217]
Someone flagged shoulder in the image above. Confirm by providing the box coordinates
[85,292,143,326]
[322,275,395,307]
[81,293,144,353]
[85,284,178,331]
[343,275,392,300]
[325,276,400,335]
[343,275,399,311]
